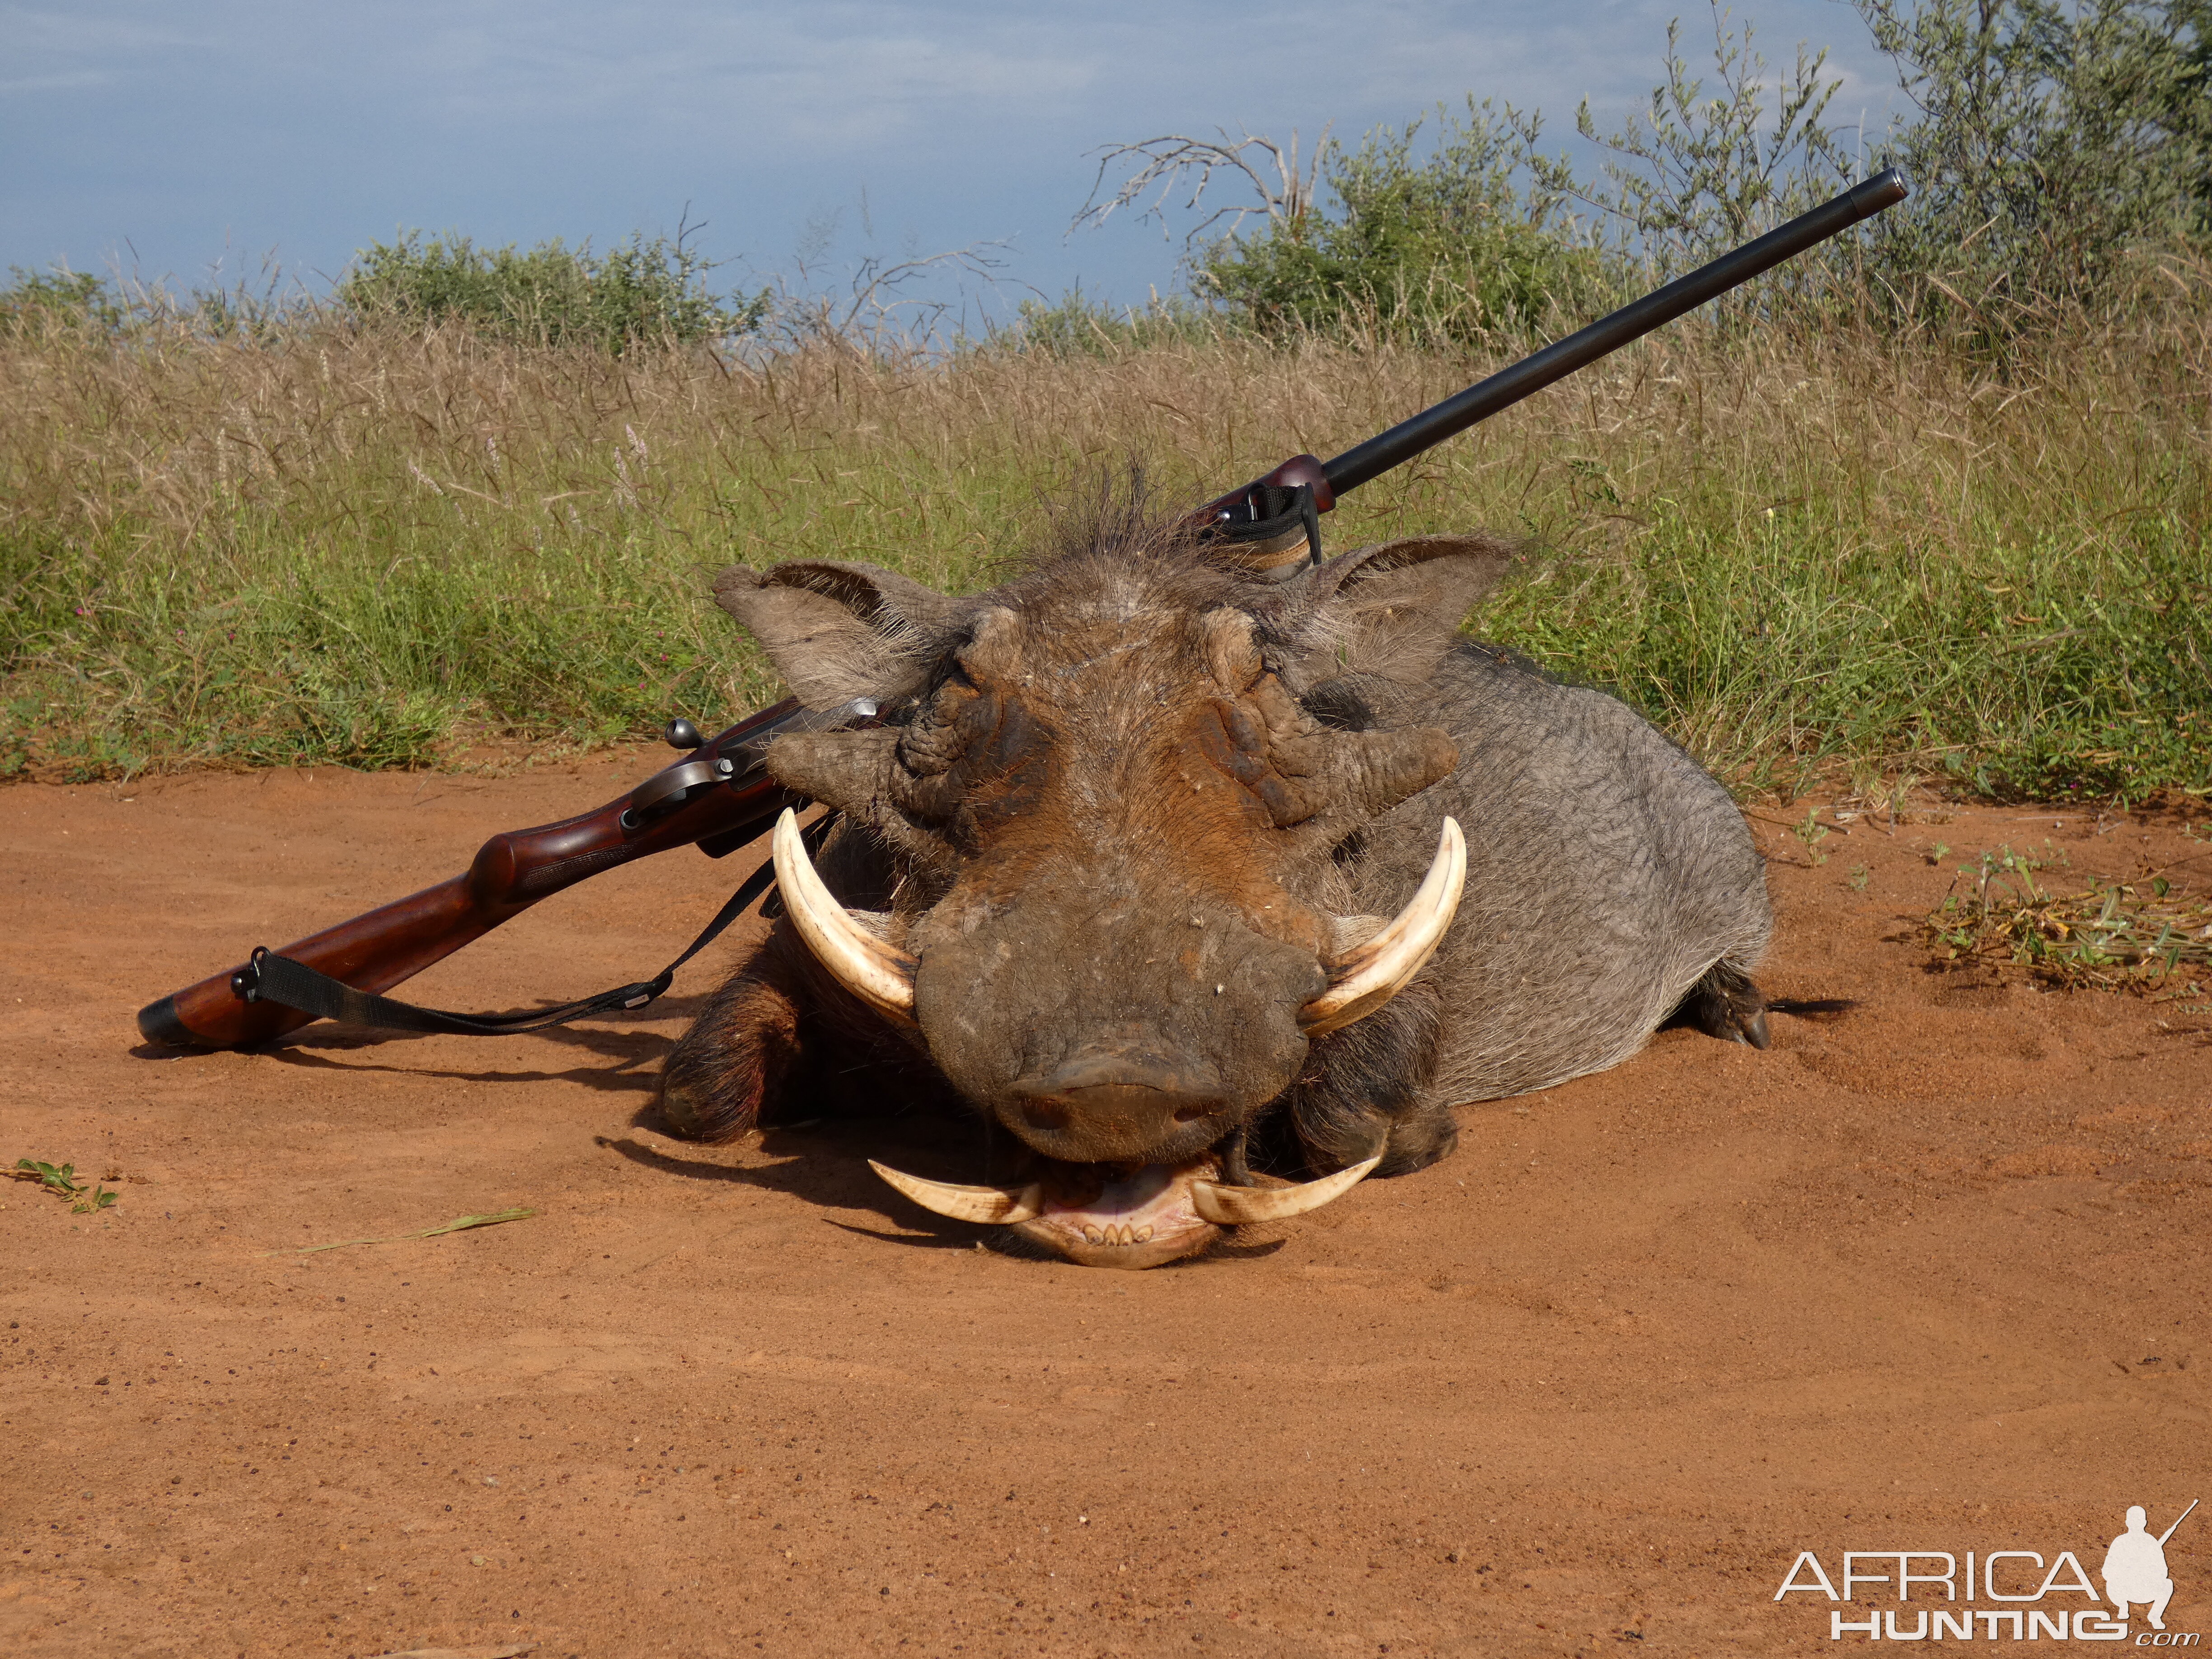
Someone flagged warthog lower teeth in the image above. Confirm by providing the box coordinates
[1070,1222,1153,1247]
[1188,1154,1383,1225]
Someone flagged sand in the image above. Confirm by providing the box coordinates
[4,753,2208,1657]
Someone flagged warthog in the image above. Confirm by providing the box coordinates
[659,496,1772,1267]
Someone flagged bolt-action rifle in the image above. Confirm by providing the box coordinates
[140,169,1908,1052]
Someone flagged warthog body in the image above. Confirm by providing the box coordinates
[661,501,1771,1266]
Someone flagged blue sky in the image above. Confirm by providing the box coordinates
[2,0,1907,319]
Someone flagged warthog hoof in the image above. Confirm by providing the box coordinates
[1674,961,1771,1049]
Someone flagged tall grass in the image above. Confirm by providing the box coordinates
[2,277,2207,800]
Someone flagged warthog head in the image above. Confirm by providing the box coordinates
[667,501,1512,1266]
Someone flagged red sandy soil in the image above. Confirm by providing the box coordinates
[4,754,2210,1659]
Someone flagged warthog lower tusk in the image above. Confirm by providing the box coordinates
[772,808,919,1022]
[868,1160,1045,1224]
[1300,817,1466,1038]
[1189,1154,1383,1225]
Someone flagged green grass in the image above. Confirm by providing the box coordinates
[1483,497,2210,800]
[2,308,2207,801]
[3,515,783,775]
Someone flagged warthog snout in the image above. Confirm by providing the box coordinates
[1007,1046,1232,1164]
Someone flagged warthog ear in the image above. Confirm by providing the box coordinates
[712,561,971,710]
[1284,534,1518,685]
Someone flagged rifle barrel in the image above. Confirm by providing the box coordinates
[1322,168,1909,497]
[2158,1498,2199,1546]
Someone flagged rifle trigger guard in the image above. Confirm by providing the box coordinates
[621,758,725,832]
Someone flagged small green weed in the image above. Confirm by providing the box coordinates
[1848,863,1871,892]
[1954,840,2067,895]
[10,1158,118,1213]
[1924,847,2212,990]
[1795,808,1832,866]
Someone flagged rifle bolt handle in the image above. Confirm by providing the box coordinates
[665,717,703,750]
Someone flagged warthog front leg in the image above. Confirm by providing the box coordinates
[657,954,809,1143]
[1283,978,1453,1177]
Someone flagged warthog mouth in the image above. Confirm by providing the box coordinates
[1011,1160,1223,1270]
[868,1149,1383,1271]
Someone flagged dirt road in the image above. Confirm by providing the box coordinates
[4,755,2209,1657]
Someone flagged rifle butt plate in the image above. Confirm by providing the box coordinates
[136,994,204,1050]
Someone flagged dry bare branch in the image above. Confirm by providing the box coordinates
[1071,126,1331,247]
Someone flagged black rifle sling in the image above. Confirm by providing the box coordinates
[233,814,836,1038]
[1210,481,1322,580]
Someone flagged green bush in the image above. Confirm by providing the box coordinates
[1196,101,1617,342]
[1,265,302,346]
[1572,9,1853,281]
[1853,0,2211,323]
[1569,0,2210,324]
[1163,0,2207,345]
[1004,291,1218,357]
[0,268,123,338]
[337,230,768,351]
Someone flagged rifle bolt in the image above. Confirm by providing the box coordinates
[664,717,703,750]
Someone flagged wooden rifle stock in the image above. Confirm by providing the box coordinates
[143,171,1908,1051]
[138,696,848,1049]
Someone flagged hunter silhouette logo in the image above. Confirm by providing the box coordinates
[2107,1501,2196,1631]
[1776,1498,2200,1641]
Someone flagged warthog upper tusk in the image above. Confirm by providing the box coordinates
[867,1159,1045,1224]
[1299,817,1466,1038]
[1189,1154,1383,1226]
[772,808,919,1022]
